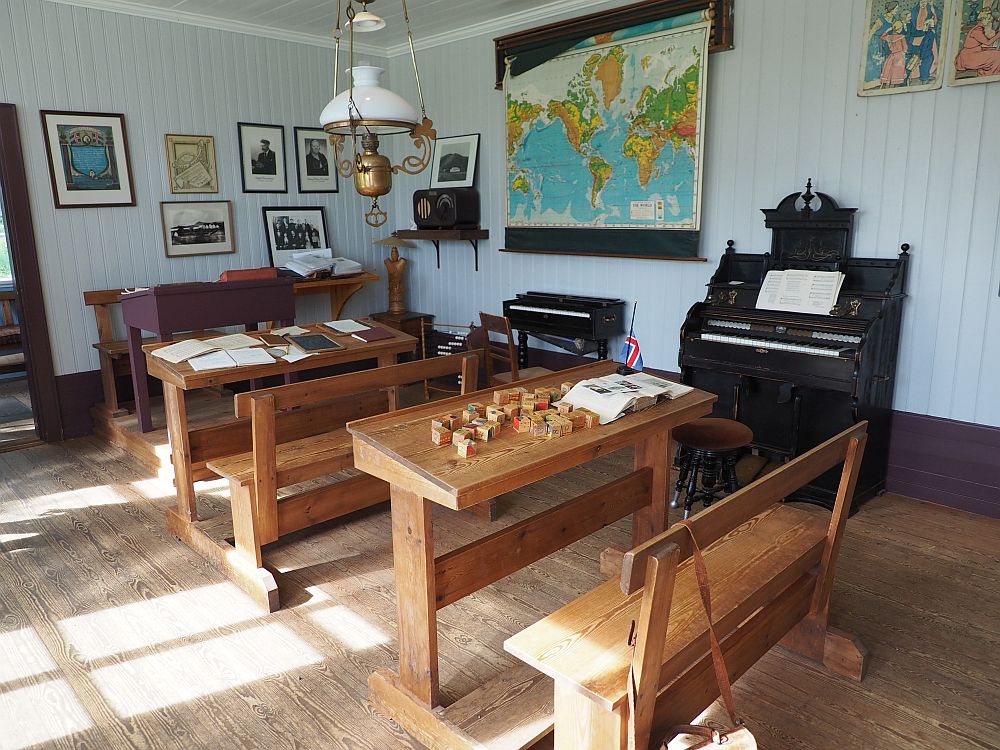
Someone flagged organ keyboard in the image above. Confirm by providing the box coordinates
[679,183,908,509]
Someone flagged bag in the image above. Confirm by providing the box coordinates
[631,518,758,750]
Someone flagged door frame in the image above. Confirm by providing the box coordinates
[0,103,63,441]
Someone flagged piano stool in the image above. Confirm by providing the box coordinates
[670,417,754,519]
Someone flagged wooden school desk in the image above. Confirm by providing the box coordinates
[144,323,416,526]
[347,361,716,748]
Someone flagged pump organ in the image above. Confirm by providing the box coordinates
[679,183,908,509]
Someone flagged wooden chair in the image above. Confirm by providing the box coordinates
[479,311,552,385]
[506,422,869,750]
[0,291,25,375]
[204,352,480,610]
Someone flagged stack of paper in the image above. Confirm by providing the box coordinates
[324,319,370,334]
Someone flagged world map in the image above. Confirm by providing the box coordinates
[506,22,709,231]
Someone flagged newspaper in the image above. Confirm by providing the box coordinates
[561,372,694,424]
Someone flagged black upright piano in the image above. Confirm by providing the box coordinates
[680,183,908,509]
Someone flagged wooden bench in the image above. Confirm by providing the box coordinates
[198,351,480,610]
[505,422,868,750]
[0,290,24,375]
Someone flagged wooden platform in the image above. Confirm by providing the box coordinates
[1,437,999,749]
[91,391,236,478]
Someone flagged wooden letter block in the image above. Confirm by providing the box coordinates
[475,424,492,442]
[583,410,601,429]
[502,403,520,420]
[557,401,574,415]
[513,415,532,433]
[560,381,575,395]
[456,439,477,458]
[486,405,505,424]
[493,390,511,405]
[453,428,473,442]
[530,418,548,438]
[547,421,564,438]
[431,426,453,446]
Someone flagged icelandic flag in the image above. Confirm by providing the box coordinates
[619,335,643,371]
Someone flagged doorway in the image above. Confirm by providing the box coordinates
[0,103,62,447]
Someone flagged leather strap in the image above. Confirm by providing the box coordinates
[676,519,742,727]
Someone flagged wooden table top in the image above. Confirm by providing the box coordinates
[348,362,716,510]
[144,321,416,390]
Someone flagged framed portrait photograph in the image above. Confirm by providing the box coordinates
[40,110,136,208]
[160,201,236,257]
[262,207,329,267]
[429,133,479,188]
[294,127,339,193]
[164,134,219,193]
[238,122,286,193]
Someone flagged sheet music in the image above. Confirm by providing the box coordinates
[756,270,845,315]
[188,351,237,371]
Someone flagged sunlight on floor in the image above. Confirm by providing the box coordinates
[89,622,323,718]
[0,680,92,750]
[0,485,127,523]
[58,582,263,661]
[131,477,230,501]
[0,627,58,685]
[0,532,37,545]
[308,605,390,650]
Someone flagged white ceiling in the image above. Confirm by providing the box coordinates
[47,0,618,55]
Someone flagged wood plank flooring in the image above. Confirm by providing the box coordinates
[1,436,998,749]
[0,376,36,451]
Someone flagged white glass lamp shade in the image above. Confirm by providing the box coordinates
[345,10,386,32]
[320,66,419,135]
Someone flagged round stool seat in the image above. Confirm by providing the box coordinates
[673,418,753,452]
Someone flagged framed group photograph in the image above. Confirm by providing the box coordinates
[160,200,236,257]
[262,206,329,267]
[238,122,286,193]
[429,133,479,188]
[164,134,219,193]
[294,127,339,193]
[40,110,136,208]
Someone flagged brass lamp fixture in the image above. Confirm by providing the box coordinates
[320,0,436,228]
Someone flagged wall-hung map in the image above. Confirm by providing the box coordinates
[506,20,710,236]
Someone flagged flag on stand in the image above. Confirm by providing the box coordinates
[619,334,643,371]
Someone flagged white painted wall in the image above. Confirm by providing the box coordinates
[389,0,1000,427]
[0,0,392,377]
[1,0,998,429]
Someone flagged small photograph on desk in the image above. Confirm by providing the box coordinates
[263,206,329,267]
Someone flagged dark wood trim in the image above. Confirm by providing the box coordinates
[493,0,734,90]
[0,104,63,441]
[500,247,709,263]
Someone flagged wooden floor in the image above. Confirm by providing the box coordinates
[0,376,37,451]
[1,436,998,750]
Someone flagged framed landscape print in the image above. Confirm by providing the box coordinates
[858,0,951,96]
[238,122,286,193]
[262,207,329,268]
[429,133,479,188]
[160,201,236,257]
[294,127,339,193]
[40,110,136,207]
[949,0,1000,85]
[164,134,219,193]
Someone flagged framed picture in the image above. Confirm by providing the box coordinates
[160,201,236,257]
[294,127,339,193]
[164,134,219,193]
[262,207,329,267]
[858,0,951,96]
[238,122,286,193]
[40,110,136,208]
[949,0,1000,86]
[430,133,479,188]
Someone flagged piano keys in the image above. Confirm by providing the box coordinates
[679,183,908,510]
[503,291,625,367]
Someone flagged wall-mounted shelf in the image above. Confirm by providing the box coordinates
[394,229,489,272]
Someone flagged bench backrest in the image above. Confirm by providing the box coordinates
[0,291,18,327]
[83,288,127,344]
[625,422,868,748]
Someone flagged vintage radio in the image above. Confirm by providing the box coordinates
[413,188,480,229]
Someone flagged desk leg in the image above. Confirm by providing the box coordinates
[379,353,400,411]
[127,325,154,433]
[163,382,198,521]
[631,431,672,546]
[390,486,439,706]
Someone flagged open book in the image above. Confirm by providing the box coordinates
[561,372,694,424]
[281,249,363,278]
[756,270,845,316]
